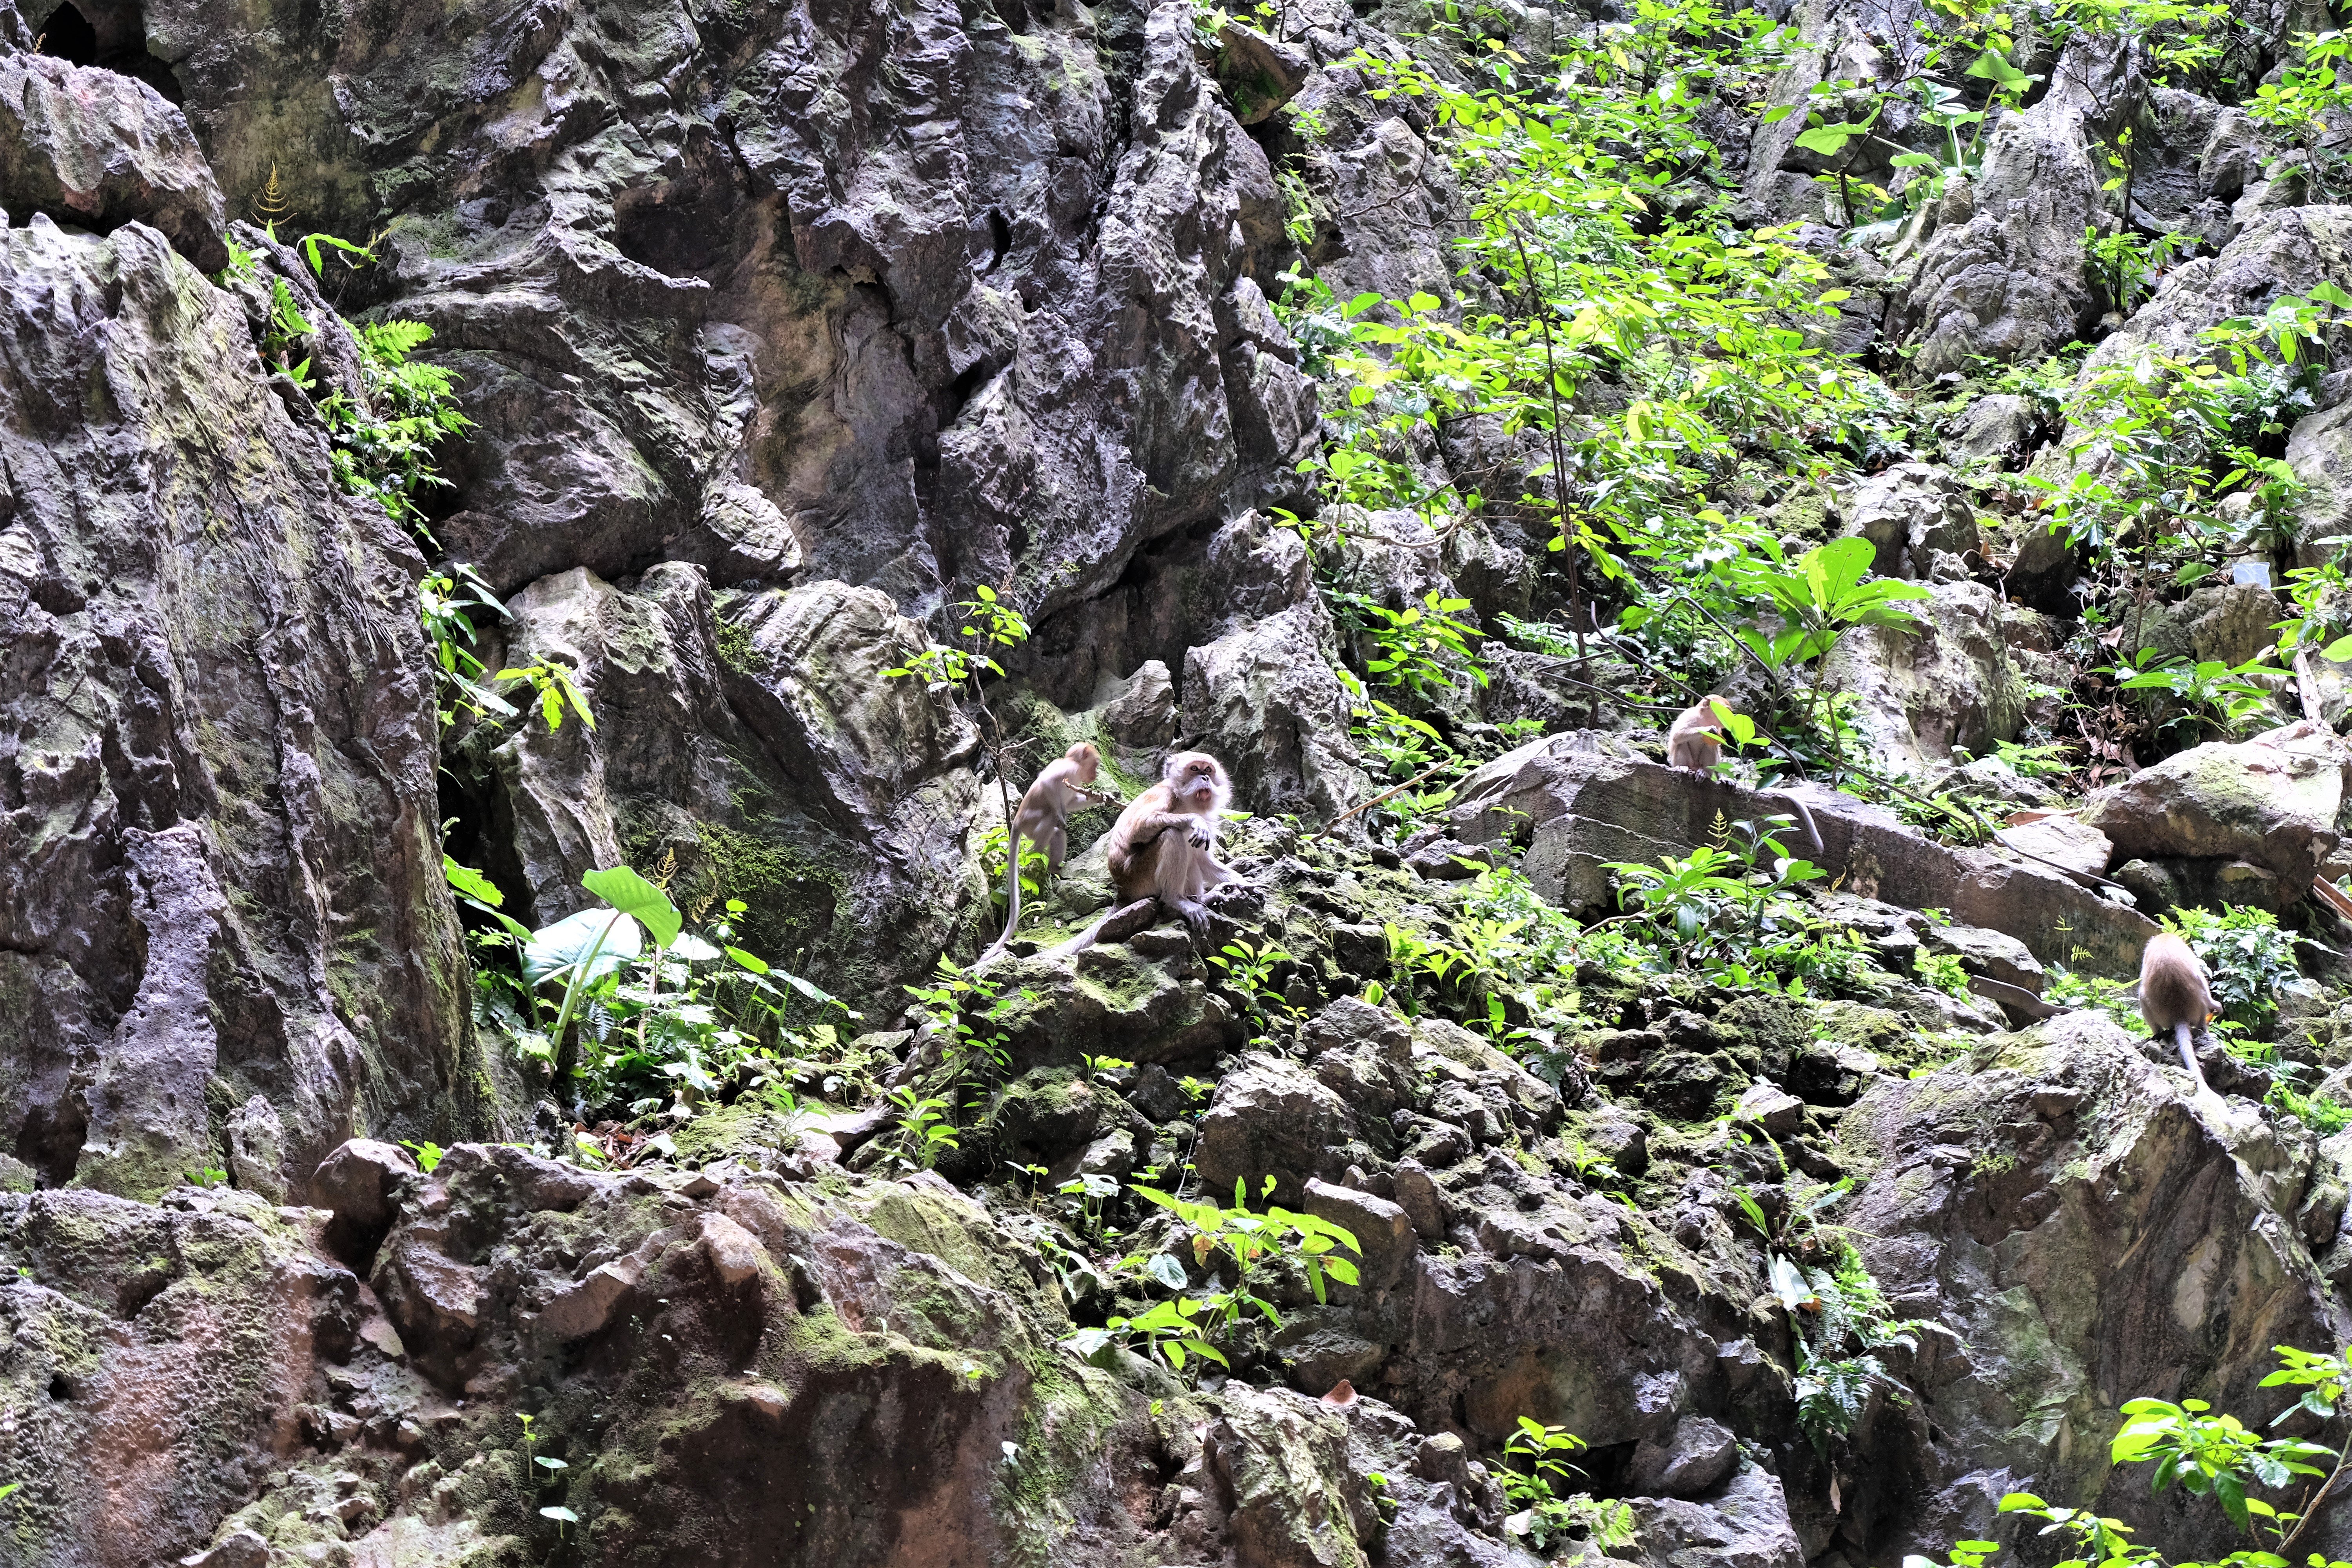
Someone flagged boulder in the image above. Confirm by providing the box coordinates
[1623,1462,1805,1568]
[1943,392,2047,470]
[2081,720,2352,898]
[1303,1177,1417,1296]
[2137,582,2281,669]
[1627,1416,1742,1499]
[2084,205,2352,374]
[1732,1082,1804,1137]
[1830,463,1980,579]
[2285,392,2352,570]
[1838,1012,2336,1557]
[0,53,227,270]
[310,1138,421,1266]
[1194,1054,1364,1205]
[1206,21,1313,125]
[1182,600,1374,828]
[1448,738,2157,973]
[1993,814,2113,882]
[1820,578,2026,772]
[1922,923,2044,993]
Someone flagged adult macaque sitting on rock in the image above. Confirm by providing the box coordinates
[1058,751,1245,955]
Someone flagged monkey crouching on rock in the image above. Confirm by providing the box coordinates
[1665,694,1823,855]
[2140,931,2217,1094]
[1056,751,1244,956]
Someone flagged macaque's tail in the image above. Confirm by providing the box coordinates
[1784,794,1823,855]
[979,831,1025,964]
[1047,915,1107,961]
[2174,1020,2209,1091]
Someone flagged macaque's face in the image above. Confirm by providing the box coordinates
[1166,752,1225,806]
[1066,742,1100,781]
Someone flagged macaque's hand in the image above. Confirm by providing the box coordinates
[1186,822,1213,848]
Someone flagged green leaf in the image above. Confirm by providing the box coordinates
[581,865,682,950]
[442,856,504,908]
[523,907,642,988]
[1794,124,1862,156]
[1964,47,2032,89]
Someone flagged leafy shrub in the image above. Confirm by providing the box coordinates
[2169,906,2304,1029]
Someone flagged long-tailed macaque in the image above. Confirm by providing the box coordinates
[2141,931,2216,1092]
[1666,695,1823,854]
[985,742,1118,957]
[1057,751,1240,955]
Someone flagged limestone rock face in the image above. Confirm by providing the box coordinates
[0,52,227,269]
[1895,38,2133,372]
[465,563,985,1000]
[1839,1014,2340,1560]
[135,0,1316,617]
[0,216,488,1201]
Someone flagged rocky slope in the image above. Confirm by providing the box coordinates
[11,0,2352,1566]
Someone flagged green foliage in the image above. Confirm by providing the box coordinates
[1716,535,1932,730]
[1062,1178,1362,1378]
[886,1089,961,1170]
[1361,589,1488,697]
[2109,1396,2332,1535]
[2248,32,2352,201]
[1206,937,1303,1039]
[457,862,849,1124]
[2168,906,2305,1029]
[1497,1418,1638,1553]
[319,316,474,543]
[1913,1345,2352,1568]
[903,957,1028,1090]
[2045,966,2141,1032]
[2268,1077,2351,1136]
[1916,952,1973,1000]
[1771,1249,1951,1452]
[2109,651,2281,743]
[401,1140,445,1173]
[1602,813,1839,985]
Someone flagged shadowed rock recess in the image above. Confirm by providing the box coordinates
[17,0,2352,1564]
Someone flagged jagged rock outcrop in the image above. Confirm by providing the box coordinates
[1445,736,2158,972]
[0,211,488,1202]
[2082,719,2352,910]
[1895,38,2137,372]
[125,0,1316,621]
[463,561,987,998]
[0,51,225,269]
[1838,1013,2345,1561]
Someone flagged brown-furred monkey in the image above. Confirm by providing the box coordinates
[984,742,1119,958]
[1056,751,1240,955]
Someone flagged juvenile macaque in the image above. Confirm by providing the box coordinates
[1058,751,1241,955]
[1667,694,1733,771]
[2140,931,2216,1092]
[985,742,1119,957]
[1666,695,1823,854]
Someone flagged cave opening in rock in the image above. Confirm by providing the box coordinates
[36,0,184,104]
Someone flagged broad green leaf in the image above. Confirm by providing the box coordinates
[581,865,682,950]
[1964,47,2032,89]
[523,907,642,988]
[1793,124,1862,156]
[443,857,505,907]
